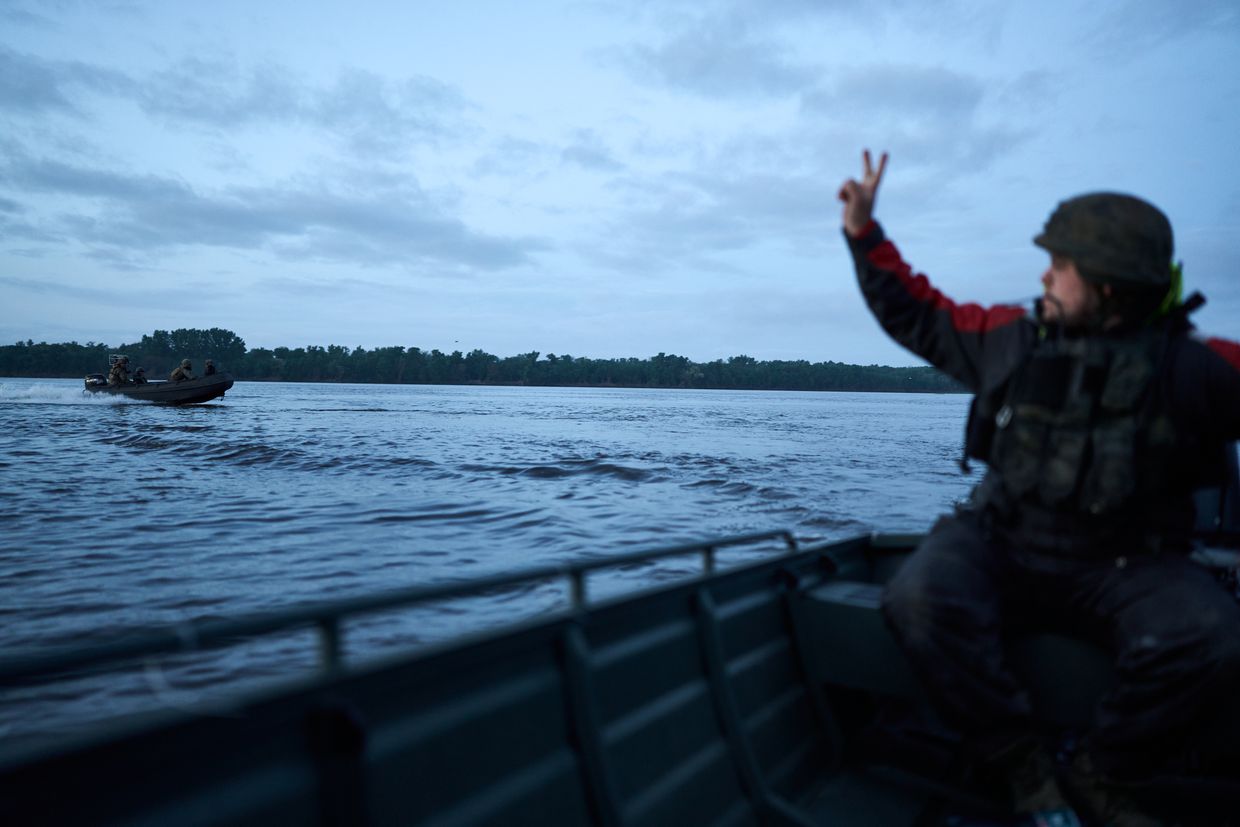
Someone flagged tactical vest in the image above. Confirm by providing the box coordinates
[966,326,1196,554]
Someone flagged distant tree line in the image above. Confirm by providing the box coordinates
[0,328,964,393]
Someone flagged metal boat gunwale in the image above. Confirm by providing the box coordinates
[0,529,801,690]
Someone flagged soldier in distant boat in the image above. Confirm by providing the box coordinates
[107,356,131,386]
[204,359,217,376]
[170,359,196,382]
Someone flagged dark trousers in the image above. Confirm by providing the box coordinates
[882,512,1240,775]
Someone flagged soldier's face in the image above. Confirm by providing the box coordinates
[1040,254,1099,326]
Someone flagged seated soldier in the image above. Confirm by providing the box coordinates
[132,367,148,384]
[107,356,131,386]
[204,359,217,376]
[169,359,196,382]
[839,149,1240,826]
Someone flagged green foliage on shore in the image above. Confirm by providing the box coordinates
[1,329,964,393]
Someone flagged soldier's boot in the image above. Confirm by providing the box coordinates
[985,737,1082,825]
[1061,752,1164,827]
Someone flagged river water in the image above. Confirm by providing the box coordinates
[0,379,974,741]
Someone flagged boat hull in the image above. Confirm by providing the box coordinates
[83,372,234,404]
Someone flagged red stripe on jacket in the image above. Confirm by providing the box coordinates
[868,240,1025,334]
[1206,337,1240,373]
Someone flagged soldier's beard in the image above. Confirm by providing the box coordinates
[1037,291,1112,331]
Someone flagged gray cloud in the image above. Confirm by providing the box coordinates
[0,46,470,157]
[137,58,471,153]
[1089,0,1240,51]
[0,274,172,306]
[0,7,48,27]
[615,17,816,99]
[3,154,543,271]
[586,163,830,275]
[561,130,625,172]
[801,65,1028,168]
[802,65,983,123]
[137,58,304,126]
[610,0,999,101]
[311,69,471,155]
[471,137,549,178]
[580,62,1028,274]
[0,45,133,115]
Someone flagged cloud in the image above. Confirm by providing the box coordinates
[609,0,1002,102]
[0,7,48,27]
[801,64,1029,169]
[614,16,816,99]
[310,69,471,155]
[471,137,550,178]
[137,59,471,154]
[137,57,304,126]
[0,273,179,306]
[803,65,984,122]
[0,44,133,115]
[3,153,544,270]
[561,130,625,172]
[0,46,471,158]
[1089,0,1240,51]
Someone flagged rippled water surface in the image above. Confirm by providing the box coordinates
[0,379,973,738]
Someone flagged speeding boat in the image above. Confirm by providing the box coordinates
[2,450,1237,825]
[83,371,234,404]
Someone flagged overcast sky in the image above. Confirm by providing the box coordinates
[2,0,1238,366]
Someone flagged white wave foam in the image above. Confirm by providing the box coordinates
[0,382,138,405]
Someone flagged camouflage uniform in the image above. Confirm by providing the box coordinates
[169,359,196,382]
[204,359,217,376]
[847,194,1240,810]
[107,359,130,386]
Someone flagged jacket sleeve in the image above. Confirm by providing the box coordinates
[846,221,1032,392]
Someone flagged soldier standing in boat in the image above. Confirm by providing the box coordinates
[170,359,196,382]
[839,150,1240,825]
[107,356,131,386]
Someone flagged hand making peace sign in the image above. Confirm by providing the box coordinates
[838,149,888,238]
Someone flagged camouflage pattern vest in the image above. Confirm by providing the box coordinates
[967,327,1191,554]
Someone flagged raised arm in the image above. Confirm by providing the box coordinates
[838,150,1032,391]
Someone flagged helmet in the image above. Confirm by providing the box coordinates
[205,359,214,365]
[181,359,192,367]
[1033,193,1173,286]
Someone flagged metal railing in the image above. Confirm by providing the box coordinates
[0,530,799,688]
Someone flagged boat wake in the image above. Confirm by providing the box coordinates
[0,382,137,405]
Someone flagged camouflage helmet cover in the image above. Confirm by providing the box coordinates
[181,359,192,367]
[1033,192,1173,287]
